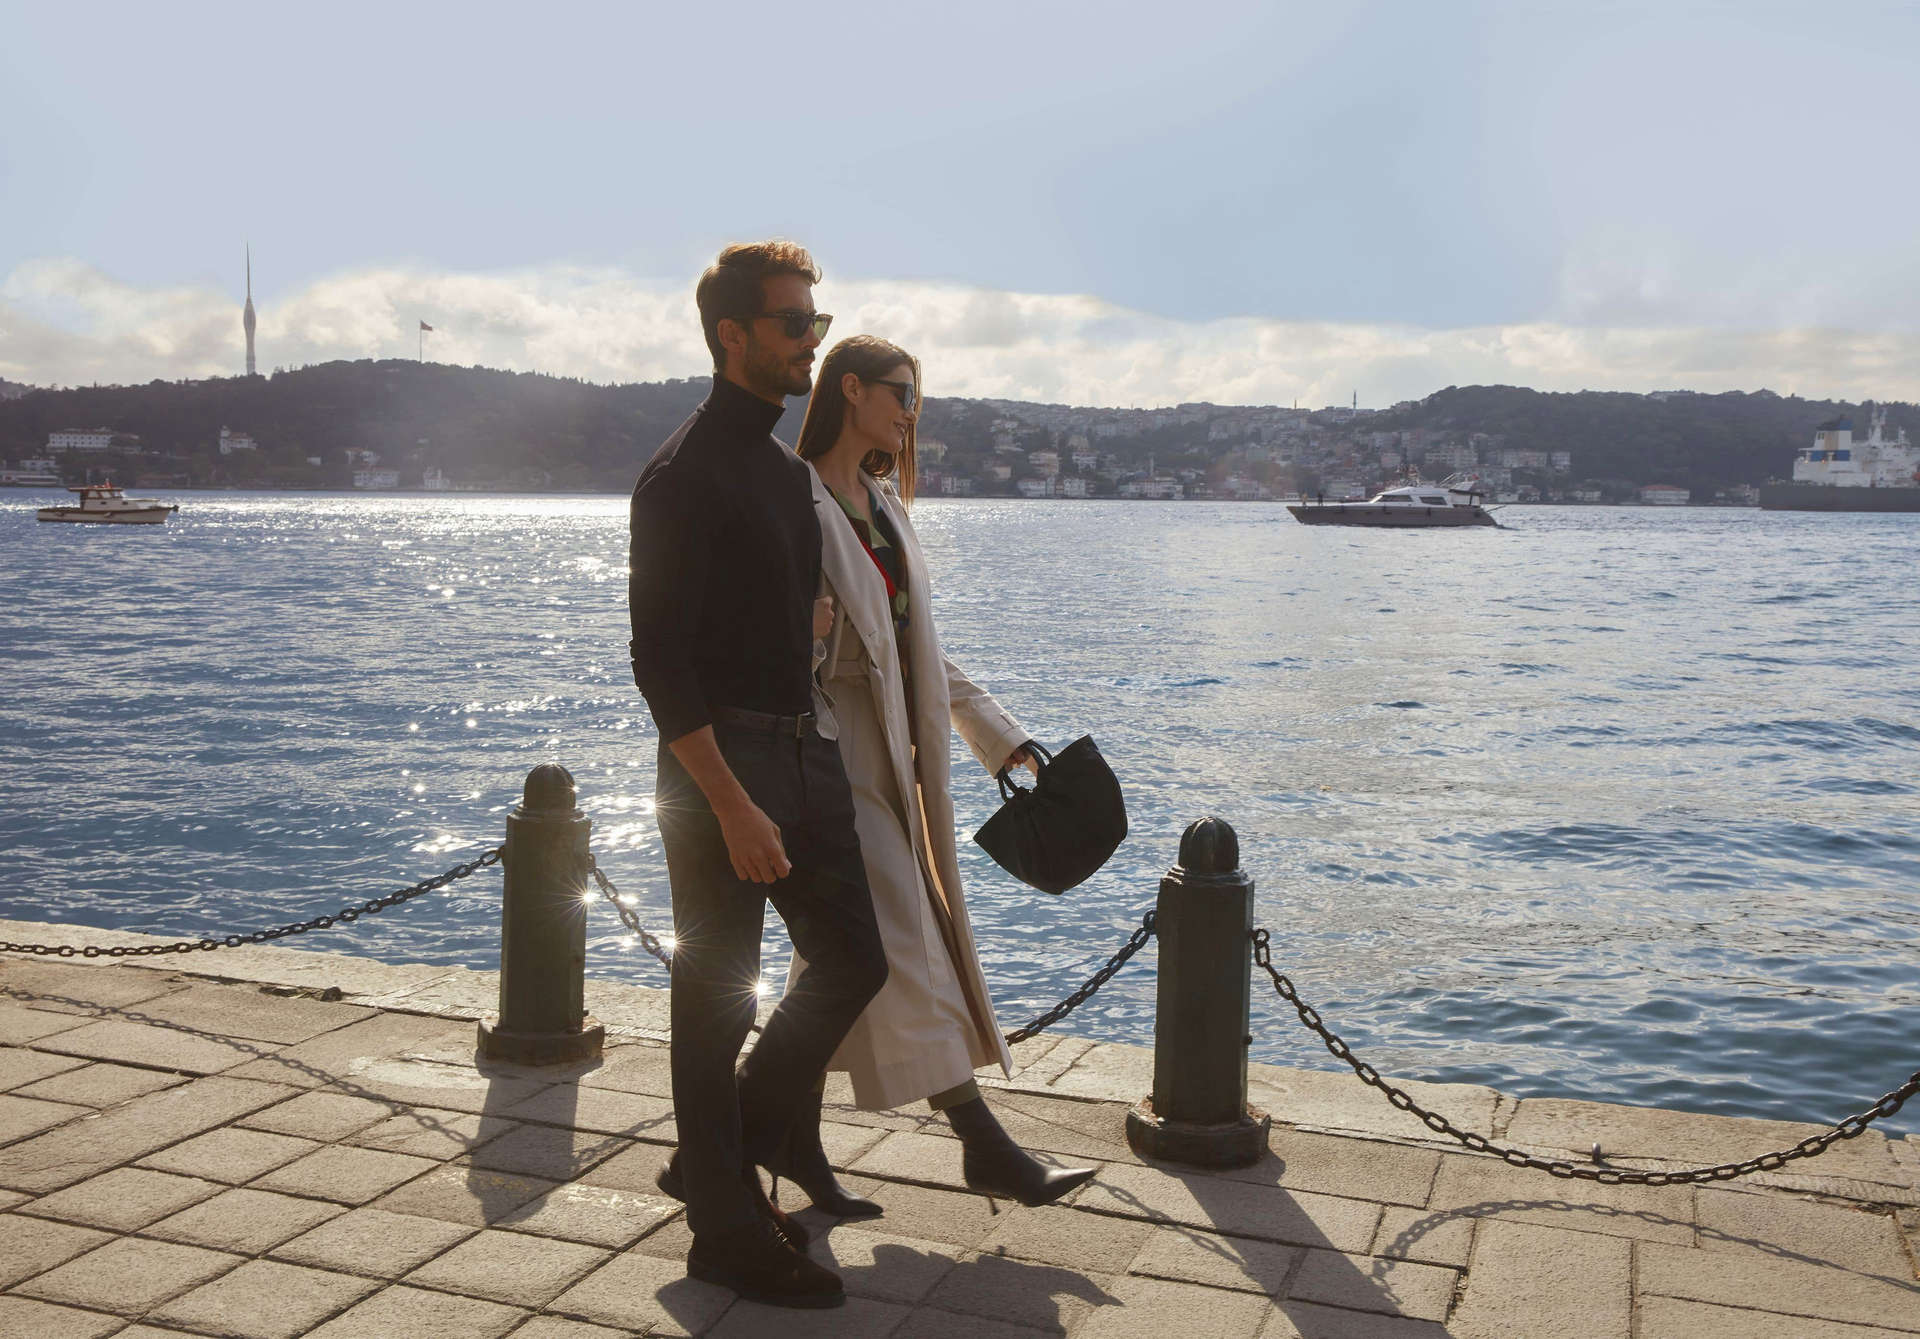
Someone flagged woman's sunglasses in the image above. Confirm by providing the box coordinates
[864,377,918,413]
[746,309,834,341]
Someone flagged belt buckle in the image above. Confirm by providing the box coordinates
[795,712,814,739]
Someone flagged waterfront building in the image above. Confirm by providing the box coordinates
[1016,477,1056,499]
[1028,450,1061,478]
[1639,484,1691,506]
[218,427,258,455]
[423,467,452,490]
[0,457,61,486]
[1059,477,1090,498]
[353,467,401,489]
[47,428,124,453]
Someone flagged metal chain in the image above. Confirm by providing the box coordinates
[0,848,504,960]
[584,855,673,969]
[1250,927,1920,1186]
[1004,909,1156,1045]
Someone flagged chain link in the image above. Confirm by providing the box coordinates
[1004,909,1156,1045]
[0,848,504,960]
[585,856,674,970]
[1250,927,1920,1186]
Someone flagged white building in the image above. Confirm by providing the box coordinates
[218,427,258,455]
[988,461,1013,482]
[47,427,118,453]
[1016,478,1056,499]
[1639,485,1691,506]
[1059,477,1090,498]
[1071,448,1099,471]
[1426,444,1478,471]
[423,467,452,491]
[1027,450,1061,478]
[353,468,401,490]
[1549,451,1572,473]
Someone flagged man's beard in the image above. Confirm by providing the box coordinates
[743,338,812,399]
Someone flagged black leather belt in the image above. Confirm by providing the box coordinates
[712,706,819,739]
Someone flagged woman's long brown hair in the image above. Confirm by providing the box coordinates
[794,335,920,506]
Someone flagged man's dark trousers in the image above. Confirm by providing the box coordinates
[656,718,887,1239]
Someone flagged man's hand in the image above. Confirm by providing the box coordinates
[666,725,791,883]
[813,595,835,640]
[714,794,792,884]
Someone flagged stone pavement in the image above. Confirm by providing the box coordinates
[2,918,1917,1338]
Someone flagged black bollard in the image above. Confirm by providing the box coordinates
[1124,817,1271,1167]
[477,763,606,1065]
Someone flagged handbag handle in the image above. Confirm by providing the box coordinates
[994,739,1052,801]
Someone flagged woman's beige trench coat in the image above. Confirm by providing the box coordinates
[787,464,1029,1110]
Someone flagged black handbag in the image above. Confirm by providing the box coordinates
[972,736,1128,895]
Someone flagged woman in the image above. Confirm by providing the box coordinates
[778,334,1094,1214]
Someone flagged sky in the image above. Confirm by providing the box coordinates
[3,0,1917,407]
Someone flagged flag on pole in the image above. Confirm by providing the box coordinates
[419,321,434,332]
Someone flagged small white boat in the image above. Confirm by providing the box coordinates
[36,484,179,525]
[1288,474,1497,527]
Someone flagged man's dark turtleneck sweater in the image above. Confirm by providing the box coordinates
[628,375,821,744]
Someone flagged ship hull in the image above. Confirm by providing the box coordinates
[1288,504,1496,527]
[1758,484,1920,513]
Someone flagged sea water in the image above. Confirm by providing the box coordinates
[2,492,1915,1135]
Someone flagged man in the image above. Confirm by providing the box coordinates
[628,241,886,1309]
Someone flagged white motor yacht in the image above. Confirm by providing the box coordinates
[1288,475,1497,527]
[36,484,179,525]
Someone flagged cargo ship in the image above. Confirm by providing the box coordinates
[1759,408,1920,512]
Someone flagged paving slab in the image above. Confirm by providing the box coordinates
[1245,1127,1440,1207]
[19,1167,225,1232]
[1249,1059,1504,1147]
[1448,1218,1631,1339]
[976,1202,1154,1276]
[146,1186,347,1254]
[147,1258,379,1339]
[1637,1295,1920,1339]
[0,1295,125,1339]
[355,965,501,1017]
[708,1294,908,1338]
[459,1122,630,1181]
[0,998,93,1045]
[0,1045,86,1090]
[811,1174,1006,1249]
[1695,1185,1911,1277]
[510,1319,644,1339]
[223,1012,475,1091]
[30,1017,276,1075]
[510,1320,643,1339]
[547,1250,735,1335]
[0,954,188,1007]
[492,1179,679,1250]
[1369,1203,1478,1269]
[304,1055,546,1116]
[1259,1301,1453,1337]
[250,1142,440,1205]
[139,1126,324,1183]
[237,1091,396,1142]
[14,1235,245,1317]
[1505,1095,1900,1185]
[1125,1224,1299,1295]
[342,1105,500,1159]
[963,1091,1139,1165]
[1075,1161,1381,1253]
[402,1227,610,1307]
[1424,1150,1696,1243]
[806,1224,963,1303]
[1284,1247,1457,1321]
[16,1060,190,1108]
[368,1163,559,1228]
[131,982,375,1046]
[886,1305,1058,1339]
[0,1213,114,1287]
[1074,1274,1272,1339]
[574,1040,675,1097]
[923,1249,1122,1334]
[0,1091,91,1144]
[1638,1239,1920,1331]
[500,1082,678,1141]
[269,1206,477,1279]
[298,1282,527,1339]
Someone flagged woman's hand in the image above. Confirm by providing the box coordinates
[813,595,835,640]
[1003,744,1041,776]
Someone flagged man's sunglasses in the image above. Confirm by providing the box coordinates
[864,377,918,413]
[744,309,833,341]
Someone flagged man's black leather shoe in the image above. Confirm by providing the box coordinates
[686,1216,844,1309]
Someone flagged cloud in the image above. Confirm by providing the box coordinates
[3,258,1916,407]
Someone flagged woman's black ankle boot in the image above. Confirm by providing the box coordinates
[944,1096,1096,1206]
[772,1086,883,1219]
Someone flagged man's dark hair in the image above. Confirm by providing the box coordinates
[696,241,822,371]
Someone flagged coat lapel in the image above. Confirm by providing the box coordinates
[807,464,893,670]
